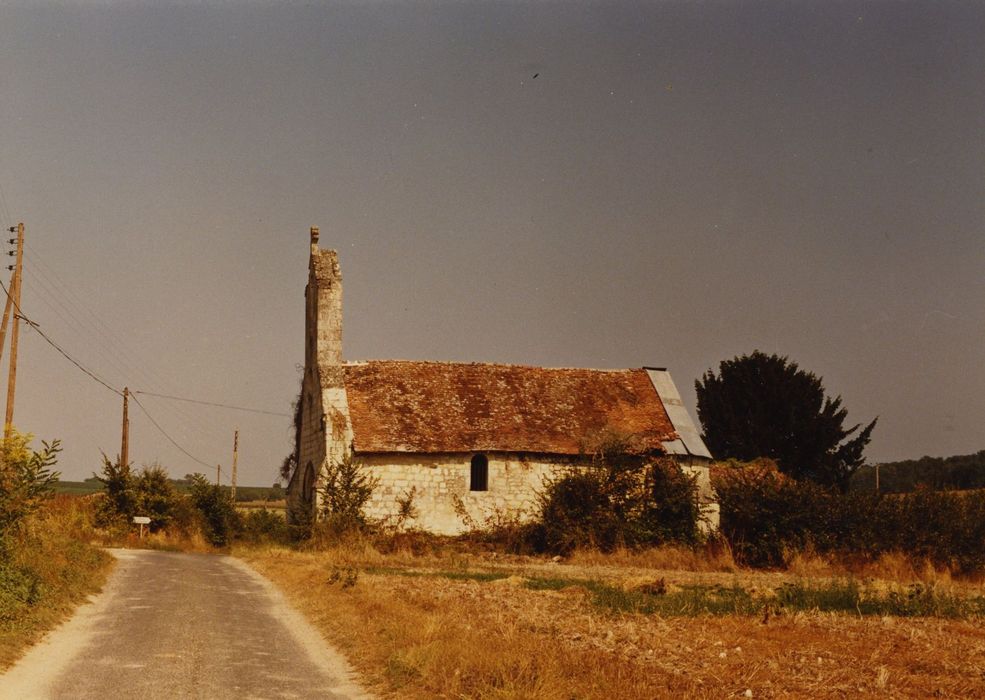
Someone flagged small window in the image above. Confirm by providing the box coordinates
[470,454,488,492]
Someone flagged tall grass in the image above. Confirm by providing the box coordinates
[0,495,112,669]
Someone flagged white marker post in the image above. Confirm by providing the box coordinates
[133,516,151,539]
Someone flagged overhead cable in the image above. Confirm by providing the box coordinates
[0,278,122,397]
[129,393,215,470]
[131,390,291,417]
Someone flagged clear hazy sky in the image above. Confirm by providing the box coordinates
[0,1,981,485]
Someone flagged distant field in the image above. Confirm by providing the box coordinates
[237,500,286,513]
[53,481,103,496]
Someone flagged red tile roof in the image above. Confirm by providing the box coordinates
[342,361,677,455]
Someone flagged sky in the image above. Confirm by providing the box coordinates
[0,1,981,485]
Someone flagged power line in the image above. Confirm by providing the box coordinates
[0,245,280,477]
[129,393,214,470]
[131,390,291,417]
[0,277,219,472]
[21,246,238,442]
[0,278,122,397]
[23,247,171,391]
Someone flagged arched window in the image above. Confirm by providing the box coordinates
[470,454,488,492]
[302,461,316,504]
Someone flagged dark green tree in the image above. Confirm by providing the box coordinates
[188,474,240,547]
[133,464,181,533]
[696,351,877,490]
[95,454,136,528]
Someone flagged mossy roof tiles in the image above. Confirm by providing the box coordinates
[342,360,678,455]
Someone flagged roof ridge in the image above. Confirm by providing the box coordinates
[343,358,642,373]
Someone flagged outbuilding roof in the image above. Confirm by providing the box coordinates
[342,360,678,455]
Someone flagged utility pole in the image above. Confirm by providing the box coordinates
[120,387,130,467]
[216,463,221,486]
[4,222,24,439]
[0,225,18,370]
[875,463,880,494]
[231,429,238,502]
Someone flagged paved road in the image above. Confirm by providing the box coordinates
[0,549,368,700]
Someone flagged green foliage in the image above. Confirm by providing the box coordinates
[317,453,379,533]
[714,461,985,572]
[0,495,112,652]
[94,454,135,529]
[0,431,60,535]
[0,432,60,630]
[95,460,195,535]
[239,509,289,544]
[713,460,835,567]
[395,486,419,524]
[0,561,42,621]
[286,498,315,542]
[536,432,701,554]
[132,464,182,533]
[696,351,877,490]
[642,460,704,545]
[280,389,303,485]
[188,474,240,547]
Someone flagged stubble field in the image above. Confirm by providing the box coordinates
[241,544,985,699]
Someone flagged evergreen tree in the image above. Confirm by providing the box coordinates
[696,351,877,490]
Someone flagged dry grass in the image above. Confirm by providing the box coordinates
[240,544,985,699]
[566,541,737,572]
[0,496,114,670]
[236,499,286,512]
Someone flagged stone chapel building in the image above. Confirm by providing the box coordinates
[287,227,717,534]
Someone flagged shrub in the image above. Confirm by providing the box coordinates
[0,433,111,643]
[539,471,622,553]
[0,431,60,536]
[239,509,289,544]
[713,460,985,572]
[286,499,315,542]
[132,464,182,533]
[188,474,240,547]
[536,433,701,554]
[642,460,703,546]
[317,453,379,534]
[94,454,135,530]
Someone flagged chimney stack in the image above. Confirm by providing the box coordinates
[310,226,320,247]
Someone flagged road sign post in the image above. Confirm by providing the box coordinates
[133,515,151,539]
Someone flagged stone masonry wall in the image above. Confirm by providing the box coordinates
[357,454,717,536]
[358,453,566,535]
[681,463,720,532]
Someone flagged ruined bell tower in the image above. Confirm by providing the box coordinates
[306,225,343,377]
[292,225,351,521]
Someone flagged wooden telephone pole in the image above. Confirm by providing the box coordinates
[216,464,221,486]
[4,222,24,439]
[0,224,20,371]
[231,429,239,501]
[120,387,130,467]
